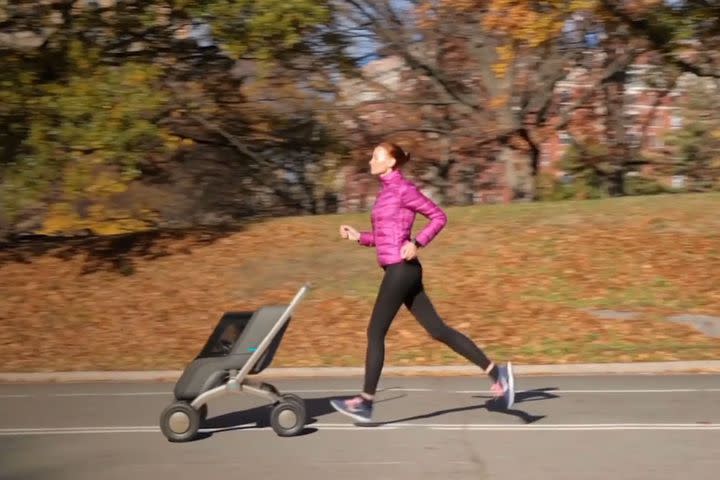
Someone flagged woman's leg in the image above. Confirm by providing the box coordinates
[363,262,421,397]
[404,286,499,380]
[403,269,515,408]
[330,262,420,422]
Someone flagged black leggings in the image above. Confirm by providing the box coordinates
[363,260,493,396]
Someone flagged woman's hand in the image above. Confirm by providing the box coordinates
[339,224,360,241]
[400,241,418,260]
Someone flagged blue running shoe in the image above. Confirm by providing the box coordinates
[491,363,515,409]
[330,395,373,424]
[498,362,515,409]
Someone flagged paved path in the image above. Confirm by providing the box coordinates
[2,374,720,479]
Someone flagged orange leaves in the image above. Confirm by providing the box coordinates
[414,2,436,29]
[483,0,589,47]
[415,0,601,81]
[439,0,480,12]
[419,0,562,44]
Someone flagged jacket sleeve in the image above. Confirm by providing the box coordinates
[358,231,375,246]
[401,183,447,247]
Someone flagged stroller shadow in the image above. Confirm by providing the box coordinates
[192,387,558,440]
[196,395,377,440]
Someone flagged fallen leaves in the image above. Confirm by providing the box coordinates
[1,194,720,372]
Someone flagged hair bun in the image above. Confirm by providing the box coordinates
[379,142,410,168]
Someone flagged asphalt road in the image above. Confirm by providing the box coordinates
[1,374,720,480]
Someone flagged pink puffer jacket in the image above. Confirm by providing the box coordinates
[358,169,447,266]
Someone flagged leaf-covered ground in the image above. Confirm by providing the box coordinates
[2,193,720,373]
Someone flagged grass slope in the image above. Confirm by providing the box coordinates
[1,193,720,372]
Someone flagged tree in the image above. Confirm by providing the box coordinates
[334,0,647,202]
[0,0,349,237]
[601,0,720,79]
[551,0,720,197]
[665,76,720,191]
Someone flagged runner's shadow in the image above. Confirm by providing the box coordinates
[472,387,560,403]
[195,394,406,440]
[191,388,557,438]
[478,387,559,423]
[368,387,559,427]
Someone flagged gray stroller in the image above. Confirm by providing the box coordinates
[159,284,311,441]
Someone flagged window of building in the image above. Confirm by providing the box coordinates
[670,114,683,129]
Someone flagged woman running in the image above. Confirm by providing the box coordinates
[330,142,515,424]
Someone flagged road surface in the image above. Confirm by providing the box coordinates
[1,374,720,479]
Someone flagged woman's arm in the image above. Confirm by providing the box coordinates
[358,231,375,246]
[401,183,447,247]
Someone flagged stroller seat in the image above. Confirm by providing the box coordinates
[173,305,292,401]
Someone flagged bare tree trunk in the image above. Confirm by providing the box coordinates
[604,70,628,196]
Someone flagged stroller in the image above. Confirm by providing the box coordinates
[159,284,311,441]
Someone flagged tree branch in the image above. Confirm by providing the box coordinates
[548,47,641,137]
[601,0,720,78]
[341,0,479,111]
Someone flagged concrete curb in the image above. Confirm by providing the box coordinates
[2,361,720,383]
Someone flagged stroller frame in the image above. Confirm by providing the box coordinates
[190,283,310,409]
[159,283,312,441]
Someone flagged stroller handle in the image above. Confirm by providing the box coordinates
[234,283,311,380]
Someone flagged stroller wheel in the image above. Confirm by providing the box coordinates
[281,393,305,410]
[160,401,201,442]
[281,394,306,425]
[270,400,306,437]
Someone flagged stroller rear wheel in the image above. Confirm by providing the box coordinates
[160,401,201,442]
[281,393,305,410]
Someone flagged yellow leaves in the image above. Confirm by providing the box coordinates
[163,133,183,149]
[40,203,79,235]
[491,44,514,77]
[127,69,148,86]
[484,0,600,47]
[39,201,157,236]
[489,93,510,109]
[161,131,193,151]
[108,104,125,122]
[484,1,531,32]
[63,161,92,198]
[415,0,602,65]
[42,162,156,235]
[67,40,101,73]
[569,0,599,10]
[86,171,129,196]
[84,205,157,236]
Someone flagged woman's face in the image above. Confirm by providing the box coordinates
[369,145,396,176]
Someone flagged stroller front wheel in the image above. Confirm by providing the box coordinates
[160,401,201,442]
